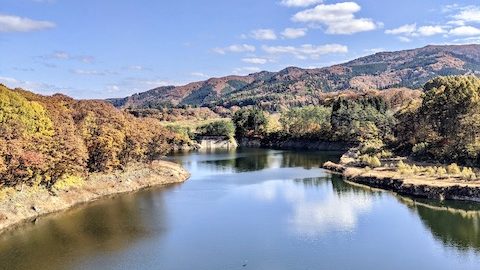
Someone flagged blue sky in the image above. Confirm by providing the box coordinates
[0,0,479,99]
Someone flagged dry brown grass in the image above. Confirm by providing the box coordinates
[0,160,190,234]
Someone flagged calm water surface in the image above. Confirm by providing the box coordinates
[1,148,480,270]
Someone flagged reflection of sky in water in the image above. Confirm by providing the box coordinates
[239,179,373,237]
[2,149,480,270]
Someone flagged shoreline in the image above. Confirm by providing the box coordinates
[323,160,480,202]
[0,160,190,235]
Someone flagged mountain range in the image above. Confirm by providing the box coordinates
[108,44,480,110]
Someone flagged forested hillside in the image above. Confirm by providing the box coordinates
[109,44,480,111]
[0,84,189,188]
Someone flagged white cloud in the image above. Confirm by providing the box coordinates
[191,72,209,78]
[233,66,261,75]
[443,5,480,26]
[0,76,58,94]
[280,0,323,7]
[242,57,268,64]
[71,69,117,76]
[385,23,417,35]
[452,36,480,44]
[364,48,385,54]
[451,6,480,24]
[262,43,348,59]
[247,180,372,237]
[292,2,378,34]
[398,36,412,43]
[281,27,308,39]
[127,65,150,71]
[449,26,480,36]
[111,78,180,95]
[213,44,256,54]
[385,24,446,39]
[106,84,120,93]
[0,14,55,32]
[417,25,446,36]
[250,29,277,40]
[39,51,95,63]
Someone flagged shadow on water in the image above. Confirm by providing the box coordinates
[399,197,480,252]
[343,177,480,253]
[0,186,174,270]
[178,148,344,173]
[1,148,480,269]
[176,148,480,254]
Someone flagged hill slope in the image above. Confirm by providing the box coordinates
[109,44,480,110]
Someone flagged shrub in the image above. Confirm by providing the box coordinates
[436,167,447,177]
[359,139,384,155]
[411,165,421,174]
[232,108,268,138]
[360,155,381,168]
[425,166,436,176]
[379,150,393,158]
[412,142,428,156]
[461,167,476,180]
[52,175,84,191]
[0,187,15,202]
[279,106,331,138]
[446,163,461,174]
[369,156,382,168]
[196,120,235,138]
[396,160,407,170]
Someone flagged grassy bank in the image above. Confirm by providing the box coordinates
[0,160,190,234]
[323,153,480,202]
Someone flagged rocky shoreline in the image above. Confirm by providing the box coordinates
[323,161,480,202]
[0,160,190,234]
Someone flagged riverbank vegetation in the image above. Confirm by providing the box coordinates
[4,75,478,192]
[229,75,480,171]
[0,84,190,190]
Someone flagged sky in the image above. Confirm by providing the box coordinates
[0,0,480,99]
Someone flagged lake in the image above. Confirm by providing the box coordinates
[0,148,479,269]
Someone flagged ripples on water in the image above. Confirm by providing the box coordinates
[0,148,479,270]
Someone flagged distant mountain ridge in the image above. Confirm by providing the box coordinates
[108,44,480,110]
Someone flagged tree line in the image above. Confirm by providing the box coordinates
[228,76,480,166]
[0,85,189,188]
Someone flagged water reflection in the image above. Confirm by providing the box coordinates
[243,175,375,237]
[400,197,480,252]
[0,148,479,269]
[347,179,480,253]
[195,148,343,172]
[0,188,172,270]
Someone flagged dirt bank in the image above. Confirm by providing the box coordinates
[0,160,190,234]
[323,161,480,202]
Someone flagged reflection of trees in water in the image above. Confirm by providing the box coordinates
[400,197,480,252]
[294,174,383,199]
[204,149,343,172]
[212,154,270,172]
[202,149,271,172]
[0,189,170,270]
[280,151,342,169]
[305,172,480,253]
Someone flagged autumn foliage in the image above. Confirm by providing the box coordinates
[0,85,188,188]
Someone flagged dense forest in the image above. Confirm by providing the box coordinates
[207,76,480,167]
[2,75,480,190]
[0,84,190,189]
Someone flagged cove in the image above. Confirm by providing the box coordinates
[0,148,479,270]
